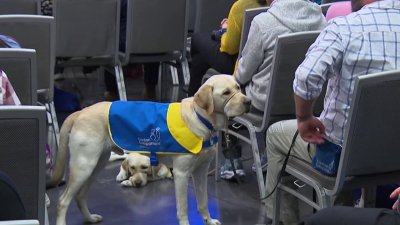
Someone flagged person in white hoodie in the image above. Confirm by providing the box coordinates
[221,0,326,180]
[235,0,326,112]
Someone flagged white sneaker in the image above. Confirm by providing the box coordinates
[220,158,246,180]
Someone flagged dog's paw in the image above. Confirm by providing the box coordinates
[84,214,103,224]
[121,180,133,187]
[205,219,221,225]
[178,221,190,225]
[116,172,128,182]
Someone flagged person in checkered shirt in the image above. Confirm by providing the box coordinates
[262,0,400,224]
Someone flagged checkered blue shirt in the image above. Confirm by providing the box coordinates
[294,0,400,145]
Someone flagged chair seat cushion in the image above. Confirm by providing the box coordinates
[287,157,336,190]
[287,157,400,192]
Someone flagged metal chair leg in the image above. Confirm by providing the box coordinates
[115,64,127,101]
[272,185,282,225]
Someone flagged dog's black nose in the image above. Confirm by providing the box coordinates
[244,98,251,112]
[244,98,251,107]
[134,180,142,185]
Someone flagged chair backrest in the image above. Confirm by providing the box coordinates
[0,106,46,225]
[0,220,39,225]
[54,0,120,63]
[0,48,37,105]
[0,15,55,102]
[0,0,41,15]
[335,70,400,190]
[188,0,196,32]
[263,31,322,128]
[125,0,188,56]
[239,7,269,57]
[193,0,236,33]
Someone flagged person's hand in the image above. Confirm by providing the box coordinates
[297,116,326,144]
[220,18,228,29]
[389,187,400,212]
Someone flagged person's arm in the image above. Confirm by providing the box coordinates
[220,3,242,55]
[295,95,325,144]
[234,21,264,85]
[293,22,344,143]
[390,187,400,212]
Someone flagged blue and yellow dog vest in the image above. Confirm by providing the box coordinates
[108,101,217,164]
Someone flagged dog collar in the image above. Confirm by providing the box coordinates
[195,111,218,149]
[195,111,214,131]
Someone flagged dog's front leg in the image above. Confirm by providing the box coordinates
[192,161,221,225]
[173,164,191,225]
[116,167,128,182]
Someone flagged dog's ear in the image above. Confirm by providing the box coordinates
[121,159,130,176]
[194,84,214,115]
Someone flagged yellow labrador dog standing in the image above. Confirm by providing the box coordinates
[48,75,251,225]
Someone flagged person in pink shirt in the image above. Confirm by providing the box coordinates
[325,1,352,21]
[0,36,21,106]
[0,69,21,105]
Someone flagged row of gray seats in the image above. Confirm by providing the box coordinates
[0,105,46,225]
[0,1,236,225]
[0,0,237,152]
[0,0,236,102]
[0,2,51,225]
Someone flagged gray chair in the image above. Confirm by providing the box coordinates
[193,0,236,33]
[0,48,37,105]
[188,0,197,32]
[0,106,47,225]
[238,7,269,57]
[53,0,125,100]
[272,70,400,224]
[0,220,39,225]
[0,0,41,15]
[120,0,190,90]
[0,15,58,147]
[215,31,322,199]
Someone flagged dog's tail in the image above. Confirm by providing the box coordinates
[46,111,79,188]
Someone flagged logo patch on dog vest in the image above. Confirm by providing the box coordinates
[108,101,203,155]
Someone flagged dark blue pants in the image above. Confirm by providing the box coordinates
[188,32,237,96]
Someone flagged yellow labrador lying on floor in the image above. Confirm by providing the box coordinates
[116,153,172,187]
[48,75,251,225]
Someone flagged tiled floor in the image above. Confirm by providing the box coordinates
[46,66,272,225]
